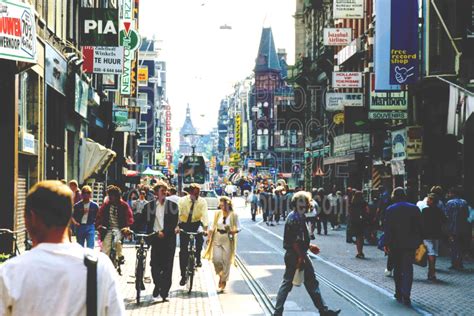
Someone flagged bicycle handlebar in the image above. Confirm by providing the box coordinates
[0,228,26,235]
[130,231,157,238]
[180,230,204,236]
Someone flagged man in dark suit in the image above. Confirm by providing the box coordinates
[146,181,179,301]
[384,187,422,306]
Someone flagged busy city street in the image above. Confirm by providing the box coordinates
[1,0,474,315]
[114,197,472,315]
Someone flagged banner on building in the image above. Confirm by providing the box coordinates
[45,44,67,96]
[333,0,364,19]
[370,90,408,111]
[138,66,148,86]
[406,126,423,160]
[0,0,37,63]
[389,0,419,85]
[325,92,363,111]
[392,129,407,160]
[79,8,119,46]
[235,114,241,151]
[74,74,89,118]
[332,72,362,88]
[323,28,351,46]
[82,46,124,74]
[165,105,172,163]
[374,0,400,91]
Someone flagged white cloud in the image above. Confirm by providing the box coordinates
[139,0,295,144]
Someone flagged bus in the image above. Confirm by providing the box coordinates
[177,154,209,192]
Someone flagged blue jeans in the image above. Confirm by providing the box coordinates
[392,249,415,299]
[77,224,95,249]
[274,252,327,315]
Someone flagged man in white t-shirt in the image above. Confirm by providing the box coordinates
[0,180,125,316]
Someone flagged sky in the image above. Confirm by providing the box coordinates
[139,0,296,143]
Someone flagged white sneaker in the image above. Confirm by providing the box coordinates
[384,269,393,277]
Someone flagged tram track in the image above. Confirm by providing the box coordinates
[237,222,381,316]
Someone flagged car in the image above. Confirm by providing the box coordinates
[200,190,219,210]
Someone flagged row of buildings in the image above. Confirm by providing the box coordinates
[0,0,169,253]
[215,0,474,201]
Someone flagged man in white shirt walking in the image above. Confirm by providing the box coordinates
[0,180,125,316]
[145,181,179,301]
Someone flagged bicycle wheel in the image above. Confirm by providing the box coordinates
[135,256,144,304]
[187,254,195,293]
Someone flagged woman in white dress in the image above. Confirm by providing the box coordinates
[203,196,241,291]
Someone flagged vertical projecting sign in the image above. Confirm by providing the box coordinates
[389,0,419,85]
[120,0,140,95]
[235,114,241,151]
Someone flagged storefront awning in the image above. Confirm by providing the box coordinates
[79,138,116,183]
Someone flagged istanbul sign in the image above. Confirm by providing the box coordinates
[0,0,37,63]
[324,28,351,46]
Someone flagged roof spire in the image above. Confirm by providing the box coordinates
[186,103,191,118]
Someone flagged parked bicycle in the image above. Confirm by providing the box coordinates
[181,230,204,294]
[0,229,32,262]
[131,230,156,304]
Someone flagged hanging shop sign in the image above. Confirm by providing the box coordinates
[115,118,137,132]
[333,134,369,157]
[406,126,423,160]
[392,129,407,160]
[82,46,124,74]
[79,8,119,46]
[45,44,67,96]
[333,0,364,19]
[323,28,351,46]
[120,0,141,95]
[0,0,37,63]
[165,105,172,163]
[235,114,241,151]
[332,72,362,88]
[21,131,35,154]
[368,111,407,120]
[325,92,363,111]
[74,74,89,119]
[374,1,400,91]
[102,74,119,90]
[369,90,408,111]
[333,113,345,125]
[389,0,418,85]
[138,65,148,86]
[391,159,405,175]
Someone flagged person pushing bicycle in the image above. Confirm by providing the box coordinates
[96,185,134,263]
[176,183,209,286]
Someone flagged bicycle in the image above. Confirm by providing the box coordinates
[130,230,156,305]
[0,229,32,262]
[99,226,123,275]
[180,230,204,294]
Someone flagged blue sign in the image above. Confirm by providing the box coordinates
[375,0,400,91]
[270,168,276,174]
[389,0,419,85]
[162,168,168,175]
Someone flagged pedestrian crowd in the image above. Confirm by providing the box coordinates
[248,179,473,310]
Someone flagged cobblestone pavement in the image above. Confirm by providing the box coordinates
[261,222,474,315]
[117,243,222,316]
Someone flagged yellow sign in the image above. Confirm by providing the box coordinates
[138,66,148,86]
[333,112,345,125]
[235,114,241,151]
[255,161,263,167]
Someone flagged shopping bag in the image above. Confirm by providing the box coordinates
[414,243,427,267]
[292,268,304,287]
